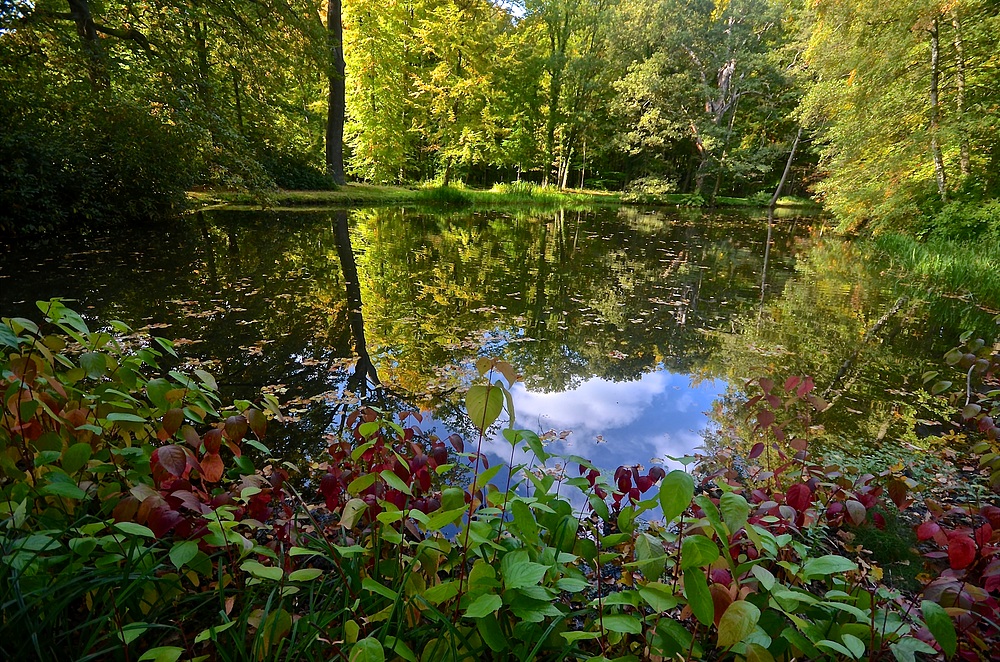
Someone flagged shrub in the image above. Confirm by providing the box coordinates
[3,305,992,661]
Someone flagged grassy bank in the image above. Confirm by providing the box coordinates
[188,182,621,210]
[188,182,820,212]
[871,233,1000,311]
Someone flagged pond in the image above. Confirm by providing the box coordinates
[1,205,995,478]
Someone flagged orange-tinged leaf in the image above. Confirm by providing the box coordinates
[201,452,224,482]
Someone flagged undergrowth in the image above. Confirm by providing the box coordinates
[2,303,999,661]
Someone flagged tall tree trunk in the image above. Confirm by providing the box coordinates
[542,69,563,187]
[579,140,586,189]
[231,67,244,136]
[769,127,803,208]
[929,18,948,203]
[951,9,969,177]
[326,0,346,186]
[67,0,106,86]
[333,210,379,394]
[560,147,573,189]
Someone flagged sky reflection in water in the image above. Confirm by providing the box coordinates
[497,371,724,473]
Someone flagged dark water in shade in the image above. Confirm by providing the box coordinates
[1,205,995,475]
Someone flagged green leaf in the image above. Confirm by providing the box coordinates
[424,506,466,530]
[816,640,853,658]
[362,577,399,601]
[137,647,183,662]
[683,568,713,626]
[194,621,237,643]
[41,481,87,500]
[421,580,459,604]
[680,535,719,570]
[379,470,412,495]
[510,500,539,541]
[241,560,283,581]
[61,442,92,474]
[635,532,666,580]
[80,351,107,378]
[841,634,865,659]
[146,378,173,410]
[801,554,857,578]
[890,636,938,662]
[751,565,775,591]
[720,492,749,535]
[601,614,642,635]
[717,601,761,648]
[288,568,324,582]
[169,540,199,569]
[476,613,509,652]
[118,622,151,645]
[341,498,368,529]
[106,412,147,424]
[638,582,679,612]
[659,470,694,522]
[347,473,377,495]
[561,631,603,643]
[501,556,548,590]
[921,600,956,658]
[464,593,502,618]
[466,383,504,432]
[115,522,155,538]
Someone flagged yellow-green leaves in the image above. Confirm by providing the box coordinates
[717,600,761,648]
[466,383,504,433]
[659,470,694,523]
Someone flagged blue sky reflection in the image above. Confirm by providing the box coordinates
[496,369,726,474]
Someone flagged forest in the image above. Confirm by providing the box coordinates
[1,0,999,242]
[3,1,1000,661]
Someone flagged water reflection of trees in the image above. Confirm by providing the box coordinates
[352,206,798,397]
[711,236,999,452]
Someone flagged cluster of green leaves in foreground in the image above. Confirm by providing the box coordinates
[2,303,1000,661]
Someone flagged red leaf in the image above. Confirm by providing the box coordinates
[982,506,1000,530]
[888,479,908,509]
[648,466,666,482]
[320,472,342,509]
[225,415,248,443]
[146,507,183,538]
[617,473,632,493]
[162,408,184,436]
[796,376,815,398]
[789,438,808,451]
[748,443,764,460]
[201,452,224,482]
[917,521,941,541]
[710,583,733,626]
[448,434,464,453]
[756,409,775,428]
[155,445,187,478]
[948,535,977,570]
[204,428,223,454]
[785,483,812,511]
[783,376,801,393]
[636,475,653,492]
[974,523,993,547]
[759,377,774,394]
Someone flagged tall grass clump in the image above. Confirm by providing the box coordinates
[872,232,1000,309]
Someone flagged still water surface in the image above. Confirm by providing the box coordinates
[1,206,994,473]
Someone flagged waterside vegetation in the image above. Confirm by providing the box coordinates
[2,302,998,661]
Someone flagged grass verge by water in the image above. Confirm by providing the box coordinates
[188,183,819,213]
[871,233,1000,311]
